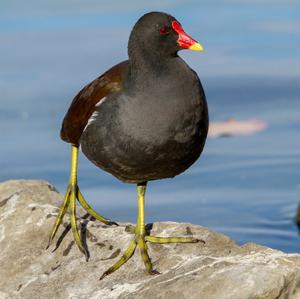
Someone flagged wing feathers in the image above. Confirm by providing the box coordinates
[60,60,128,145]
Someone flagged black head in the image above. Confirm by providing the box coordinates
[128,12,203,60]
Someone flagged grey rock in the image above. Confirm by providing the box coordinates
[1,179,300,299]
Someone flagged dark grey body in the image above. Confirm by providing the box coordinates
[80,57,208,183]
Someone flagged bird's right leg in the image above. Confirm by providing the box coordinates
[100,182,200,279]
[47,145,117,257]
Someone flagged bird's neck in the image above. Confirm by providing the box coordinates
[126,49,179,94]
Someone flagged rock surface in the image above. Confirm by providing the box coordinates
[1,180,300,299]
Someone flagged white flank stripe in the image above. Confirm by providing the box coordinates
[83,97,107,132]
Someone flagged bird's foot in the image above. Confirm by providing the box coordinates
[100,229,201,280]
[124,224,152,234]
[47,183,118,258]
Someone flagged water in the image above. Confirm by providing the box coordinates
[1,1,300,252]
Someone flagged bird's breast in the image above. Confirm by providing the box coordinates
[118,90,201,145]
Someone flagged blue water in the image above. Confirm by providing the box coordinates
[1,1,300,252]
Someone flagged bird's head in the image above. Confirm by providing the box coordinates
[128,12,204,59]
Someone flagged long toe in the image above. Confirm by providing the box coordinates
[47,185,71,248]
[78,189,118,226]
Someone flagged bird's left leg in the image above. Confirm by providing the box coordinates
[47,145,117,257]
[100,182,200,279]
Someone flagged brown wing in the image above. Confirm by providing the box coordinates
[60,60,129,145]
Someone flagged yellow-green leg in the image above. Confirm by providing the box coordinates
[47,145,117,257]
[100,182,200,280]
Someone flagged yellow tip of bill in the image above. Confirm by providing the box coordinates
[189,42,204,51]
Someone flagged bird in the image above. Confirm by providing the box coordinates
[48,11,209,279]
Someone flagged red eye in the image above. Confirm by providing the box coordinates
[159,26,169,35]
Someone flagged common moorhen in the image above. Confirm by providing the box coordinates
[49,11,208,279]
